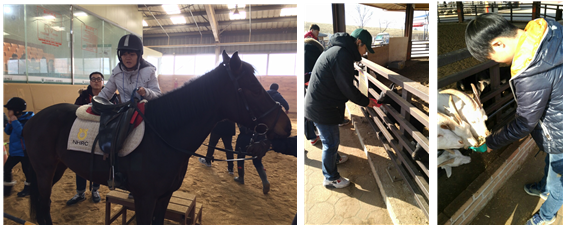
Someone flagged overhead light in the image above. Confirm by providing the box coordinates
[227,4,245,9]
[43,15,56,20]
[4,32,10,36]
[280,8,297,16]
[229,11,246,20]
[162,4,181,15]
[4,6,13,14]
[170,16,186,24]
[142,20,148,27]
[74,12,88,17]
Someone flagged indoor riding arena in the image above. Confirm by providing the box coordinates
[4,4,297,225]
[437,2,563,225]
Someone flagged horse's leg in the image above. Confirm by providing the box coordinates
[52,162,68,185]
[30,166,57,224]
[253,158,270,194]
[151,192,173,225]
[133,195,157,225]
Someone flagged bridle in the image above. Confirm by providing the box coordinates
[131,60,283,162]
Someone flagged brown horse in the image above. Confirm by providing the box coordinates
[23,51,292,225]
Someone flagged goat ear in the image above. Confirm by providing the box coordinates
[222,50,230,64]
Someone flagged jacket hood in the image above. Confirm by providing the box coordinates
[18,111,34,121]
[511,18,563,79]
[304,38,324,52]
[329,32,362,62]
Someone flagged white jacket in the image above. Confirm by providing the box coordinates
[99,59,162,103]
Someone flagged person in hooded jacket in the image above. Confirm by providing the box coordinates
[304,35,325,145]
[305,29,376,189]
[3,97,34,197]
[266,83,289,113]
[98,34,162,103]
[66,71,118,205]
[465,13,563,225]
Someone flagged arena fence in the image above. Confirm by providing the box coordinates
[437,2,563,23]
[354,58,429,217]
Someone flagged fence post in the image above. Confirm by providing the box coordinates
[532,2,541,19]
[457,2,464,23]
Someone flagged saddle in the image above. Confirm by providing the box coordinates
[92,96,139,157]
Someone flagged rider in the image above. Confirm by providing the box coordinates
[97,34,162,103]
[4,97,34,197]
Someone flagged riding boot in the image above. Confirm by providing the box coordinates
[256,167,270,194]
[4,181,16,197]
[233,166,245,184]
[17,182,31,197]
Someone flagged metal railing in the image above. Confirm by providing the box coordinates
[411,40,429,59]
[354,58,429,217]
[437,2,563,23]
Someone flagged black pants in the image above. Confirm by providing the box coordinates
[205,132,234,170]
[236,133,264,171]
[4,155,32,184]
[74,173,100,194]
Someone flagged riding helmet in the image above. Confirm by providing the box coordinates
[4,97,27,112]
[117,34,144,68]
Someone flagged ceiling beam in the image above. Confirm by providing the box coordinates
[141,5,290,20]
[143,16,296,32]
[143,28,297,38]
[204,5,220,42]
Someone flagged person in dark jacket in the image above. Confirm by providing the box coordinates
[67,71,117,205]
[199,119,236,174]
[466,13,563,225]
[3,97,34,197]
[267,83,289,113]
[233,124,271,194]
[304,37,325,145]
[305,29,376,189]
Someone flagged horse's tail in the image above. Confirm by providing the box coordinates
[28,162,39,223]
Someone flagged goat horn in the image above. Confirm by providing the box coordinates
[438,112,459,128]
[438,158,456,167]
[440,89,479,111]
[448,95,463,124]
[470,83,484,108]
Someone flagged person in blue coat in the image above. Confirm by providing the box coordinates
[4,97,34,197]
[266,83,289,113]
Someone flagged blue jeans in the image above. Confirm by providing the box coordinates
[538,153,563,220]
[314,122,341,180]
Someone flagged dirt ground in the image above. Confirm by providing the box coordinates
[3,117,297,225]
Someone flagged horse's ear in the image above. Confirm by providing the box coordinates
[222,50,230,64]
[229,51,242,72]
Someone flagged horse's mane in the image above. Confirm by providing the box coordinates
[144,61,256,131]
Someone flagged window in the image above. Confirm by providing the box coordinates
[268,53,296,75]
[161,55,174,75]
[174,55,195,75]
[194,54,215,75]
[240,54,268,75]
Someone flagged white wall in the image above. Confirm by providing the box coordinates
[77,5,143,36]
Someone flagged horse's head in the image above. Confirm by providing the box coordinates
[220,50,292,139]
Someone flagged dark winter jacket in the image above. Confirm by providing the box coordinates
[304,32,370,125]
[304,38,325,83]
[75,85,118,106]
[212,119,236,137]
[267,89,289,111]
[486,18,563,154]
[4,111,34,157]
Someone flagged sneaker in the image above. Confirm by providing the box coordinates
[91,190,101,203]
[234,177,245,184]
[337,154,349,164]
[199,157,211,167]
[323,177,350,189]
[526,213,556,225]
[339,119,351,127]
[524,183,548,200]
[310,136,320,146]
[17,185,30,197]
[66,193,86,206]
[263,183,270,195]
[128,192,134,199]
[227,169,234,175]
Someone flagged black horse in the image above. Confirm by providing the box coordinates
[23,51,292,225]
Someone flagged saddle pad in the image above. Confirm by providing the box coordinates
[76,104,99,122]
[67,118,145,157]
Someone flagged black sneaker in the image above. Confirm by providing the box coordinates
[17,185,30,197]
[91,190,101,203]
[339,119,351,127]
[234,177,244,184]
[128,192,134,199]
[66,193,86,206]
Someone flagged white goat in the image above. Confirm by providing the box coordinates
[438,149,472,178]
[437,112,465,149]
[438,84,490,146]
[437,111,478,149]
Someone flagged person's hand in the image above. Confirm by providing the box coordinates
[485,146,493,153]
[286,110,289,114]
[9,115,17,123]
[367,99,376,108]
[137,87,146,97]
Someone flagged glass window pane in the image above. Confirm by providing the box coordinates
[161,55,174,75]
[194,54,215,75]
[268,53,296,75]
[73,12,104,84]
[174,55,195,75]
[240,54,268,76]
